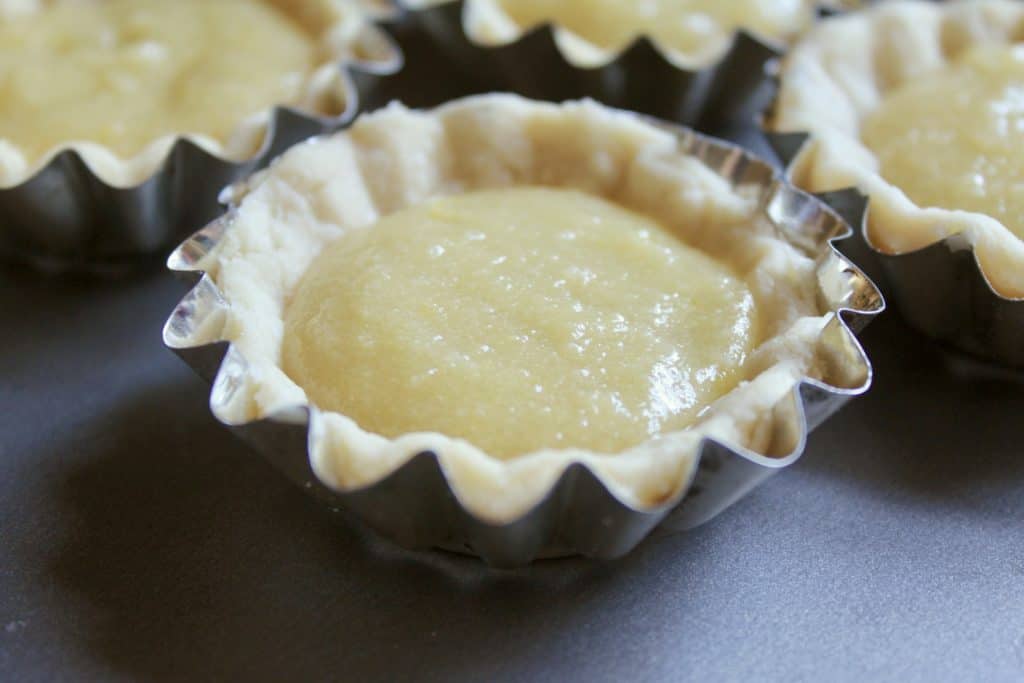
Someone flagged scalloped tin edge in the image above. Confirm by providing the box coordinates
[381,0,781,129]
[766,129,1024,370]
[162,117,883,567]
[0,23,403,272]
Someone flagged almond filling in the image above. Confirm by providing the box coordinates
[283,186,760,459]
[0,0,317,161]
[863,44,1024,240]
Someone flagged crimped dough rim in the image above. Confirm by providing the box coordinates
[772,0,1024,300]
[0,0,398,189]
[404,0,818,70]
[186,94,871,523]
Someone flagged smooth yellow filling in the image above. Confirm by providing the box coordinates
[283,187,759,460]
[863,44,1024,240]
[494,0,810,56]
[0,0,317,161]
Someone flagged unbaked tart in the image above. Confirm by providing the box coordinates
[407,0,820,68]
[772,0,1024,299]
[0,0,391,187]
[193,94,868,522]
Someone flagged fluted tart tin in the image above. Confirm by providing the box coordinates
[163,98,883,567]
[385,0,782,128]
[763,0,1024,369]
[773,138,1024,371]
[0,2,402,270]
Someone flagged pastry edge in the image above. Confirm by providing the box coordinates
[192,94,872,523]
[405,0,812,70]
[772,0,1024,300]
[0,0,392,188]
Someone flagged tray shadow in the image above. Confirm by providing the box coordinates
[802,310,1024,505]
[45,376,714,681]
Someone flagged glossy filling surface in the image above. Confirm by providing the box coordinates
[863,44,1024,240]
[283,187,760,460]
[0,0,316,161]
[494,0,810,55]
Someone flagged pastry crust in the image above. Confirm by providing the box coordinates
[0,0,394,188]
[196,94,865,523]
[772,0,1024,299]
[407,0,818,69]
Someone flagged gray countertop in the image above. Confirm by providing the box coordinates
[2,238,1023,681]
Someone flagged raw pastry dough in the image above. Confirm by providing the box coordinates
[201,95,857,521]
[0,0,386,187]
[409,0,816,68]
[773,0,1024,298]
[0,0,315,162]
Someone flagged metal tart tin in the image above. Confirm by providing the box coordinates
[382,0,781,128]
[766,131,1024,370]
[162,110,883,567]
[0,20,402,272]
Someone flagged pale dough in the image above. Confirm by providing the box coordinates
[0,0,386,187]
[196,95,862,522]
[409,0,816,68]
[773,0,1024,298]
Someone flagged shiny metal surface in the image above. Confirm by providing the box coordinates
[767,132,1024,369]
[162,114,883,567]
[0,30,402,271]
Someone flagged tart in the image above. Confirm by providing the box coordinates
[771,0,1024,301]
[406,0,818,68]
[169,94,876,538]
[393,0,803,128]
[0,0,396,188]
